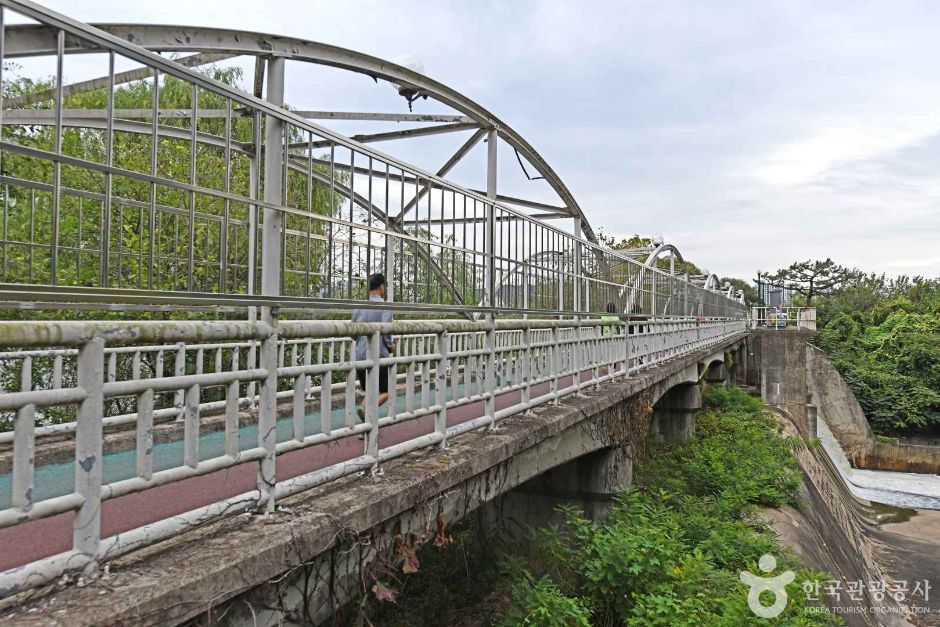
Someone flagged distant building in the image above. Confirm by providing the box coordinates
[757,281,794,307]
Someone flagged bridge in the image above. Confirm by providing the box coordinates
[0,1,756,624]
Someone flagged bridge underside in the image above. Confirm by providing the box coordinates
[0,334,745,626]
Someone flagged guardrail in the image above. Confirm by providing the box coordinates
[0,315,746,597]
[750,307,816,330]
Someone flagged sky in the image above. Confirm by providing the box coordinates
[26,0,940,279]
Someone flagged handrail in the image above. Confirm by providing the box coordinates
[0,315,747,596]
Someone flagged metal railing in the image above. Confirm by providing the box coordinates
[0,316,746,596]
[750,307,817,330]
[0,0,746,320]
[0,0,750,600]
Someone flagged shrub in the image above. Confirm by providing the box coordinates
[500,385,838,625]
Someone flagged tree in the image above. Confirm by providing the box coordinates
[762,258,858,305]
[0,64,344,298]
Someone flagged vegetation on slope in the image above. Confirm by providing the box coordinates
[759,257,940,436]
[364,386,839,626]
[814,275,940,435]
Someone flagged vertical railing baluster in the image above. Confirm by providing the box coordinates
[52,353,63,389]
[593,325,602,389]
[292,368,305,442]
[225,348,239,459]
[420,336,430,409]
[386,344,398,421]
[304,340,312,399]
[573,323,582,394]
[174,343,185,421]
[107,351,116,384]
[485,319,496,428]
[129,349,140,379]
[320,342,332,434]
[345,340,356,429]
[136,387,153,480]
[621,321,629,375]
[405,336,415,414]
[247,339,258,409]
[183,377,200,468]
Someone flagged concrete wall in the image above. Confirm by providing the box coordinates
[806,345,940,474]
[806,345,874,460]
[764,408,908,626]
[750,329,815,436]
[863,439,940,474]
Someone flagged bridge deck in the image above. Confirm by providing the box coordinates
[0,332,746,626]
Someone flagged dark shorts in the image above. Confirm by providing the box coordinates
[356,366,390,394]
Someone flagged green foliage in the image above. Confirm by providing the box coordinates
[0,63,343,296]
[360,386,837,626]
[500,573,591,627]
[498,385,839,626]
[815,275,940,434]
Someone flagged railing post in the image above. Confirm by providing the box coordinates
[254,55,285,513]
[435,328,448,447]
[261,57,285,302]
[593,324,601,389]
[366,330,381,466]
[257,315,278,513]
[620,320,629,374]
[484,127,498,430]
[651,271,657,317]
[573,322,583,395]
[521,324,532,411]
[385,235,396,304]
[550,324,560,404]
[74,336,104,570]
[573,217,582,313]
[485,318,497,429]
[484,127,497,310]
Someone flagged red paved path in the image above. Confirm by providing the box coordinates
[0,376,583,572]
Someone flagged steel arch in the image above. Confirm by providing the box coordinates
[619,242,684,316]
[2,22,598,243]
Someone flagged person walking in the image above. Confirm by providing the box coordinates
[353,273,395,422]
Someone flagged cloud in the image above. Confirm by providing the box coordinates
[30,0,940,280]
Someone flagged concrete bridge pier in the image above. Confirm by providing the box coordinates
[650,382,702,444]
[494,442,635,529]
[733,343,748,385]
